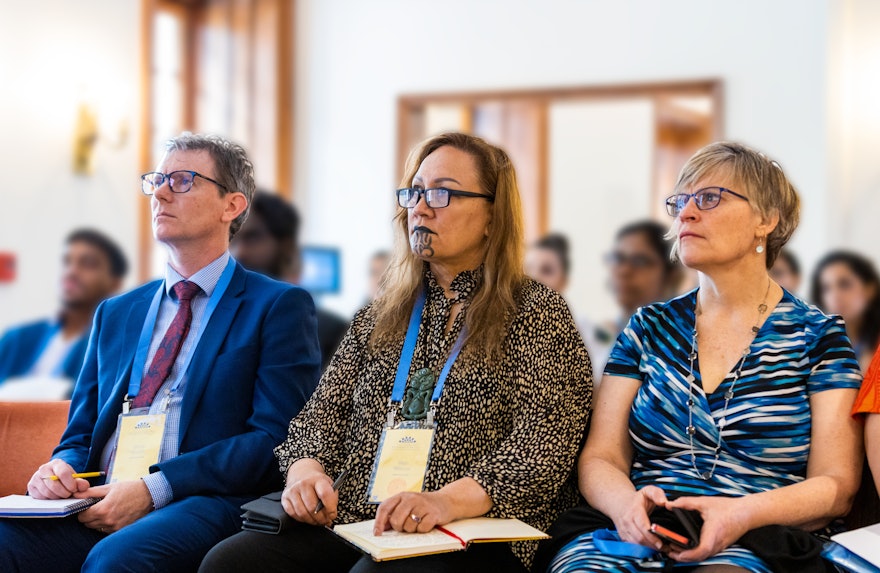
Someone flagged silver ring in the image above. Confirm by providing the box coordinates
[100,527,105,533]
[410,513,422,523]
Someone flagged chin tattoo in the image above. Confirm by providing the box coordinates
[411,229,435,258]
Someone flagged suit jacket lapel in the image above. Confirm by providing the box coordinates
[178,265,246,441]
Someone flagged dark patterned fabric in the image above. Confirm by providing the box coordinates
[275,266,593,566]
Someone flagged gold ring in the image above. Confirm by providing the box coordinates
[410,513,421,523]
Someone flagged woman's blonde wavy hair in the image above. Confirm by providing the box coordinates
[370,132,525,360]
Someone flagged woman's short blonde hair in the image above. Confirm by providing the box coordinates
[672,141,800,269]
[371,132,525,359]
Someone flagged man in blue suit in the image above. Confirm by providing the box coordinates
[0,229,127,389]
[0,133,321,572]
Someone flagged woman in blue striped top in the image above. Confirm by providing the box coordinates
[545,142,863,573]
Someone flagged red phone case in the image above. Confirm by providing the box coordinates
[649,523,691,547]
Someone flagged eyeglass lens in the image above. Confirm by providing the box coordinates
[668,189,723,216]
[144,171,196,194]
[607,252,660,269]
[400,188,450,208]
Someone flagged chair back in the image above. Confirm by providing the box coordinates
[0,400,70,496]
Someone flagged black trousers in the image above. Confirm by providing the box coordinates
[199,521,528,573]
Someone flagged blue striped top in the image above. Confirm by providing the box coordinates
[605,288,862,497]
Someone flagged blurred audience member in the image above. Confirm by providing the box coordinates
[231,191,348,371]
[770,247,802,294]
[589,221,682,381]
[811,250,880,371]
[525,225,681,387]
[0,228,127,397]
[525,233,570,294]
[366,249,390,302]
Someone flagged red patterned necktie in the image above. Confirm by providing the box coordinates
[132,280,202,409]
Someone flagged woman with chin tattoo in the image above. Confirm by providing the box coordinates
[200,132,593,573]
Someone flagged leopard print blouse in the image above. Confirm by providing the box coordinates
[275,266,593,566]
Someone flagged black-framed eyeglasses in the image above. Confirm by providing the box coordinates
[396,187,494,209]
[665,186,749,217]
[605,251,662,270]
[140,170,227,195]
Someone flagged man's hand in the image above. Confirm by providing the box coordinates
[74,480,154,534]
[27,460,90,500]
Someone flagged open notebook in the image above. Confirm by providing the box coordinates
[0,495,99,518]
[831,523,880,567]
[332,517,548,561]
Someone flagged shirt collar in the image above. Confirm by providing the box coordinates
[164,251,230,298]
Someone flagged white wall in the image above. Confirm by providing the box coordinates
[293,0,843,319]
[827,0,880,268]
[0,0,141,331]
[548,100,654,320]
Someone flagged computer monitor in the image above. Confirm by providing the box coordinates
[299,246,341,295]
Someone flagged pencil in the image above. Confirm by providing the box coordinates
[42,471,106,481]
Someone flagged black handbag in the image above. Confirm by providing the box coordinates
[240,491,293,535]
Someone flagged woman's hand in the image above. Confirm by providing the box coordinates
[281,459,337,526]
[664,495,751,562]
[611,485,670,549]
[373,477,492,536]
[373,491,454,535]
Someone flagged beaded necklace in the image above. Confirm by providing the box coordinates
[686,279,772,480]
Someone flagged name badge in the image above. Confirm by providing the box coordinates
[366,426,435,504]
[107,413,166,483]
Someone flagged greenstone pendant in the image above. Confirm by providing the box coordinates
[401,367,436,420]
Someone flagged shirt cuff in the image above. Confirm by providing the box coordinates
[141,471,173,510]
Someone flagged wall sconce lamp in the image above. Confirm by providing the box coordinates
[72,101,129,176]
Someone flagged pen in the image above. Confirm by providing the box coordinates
[314,468,351,514]
[42,472,106,481]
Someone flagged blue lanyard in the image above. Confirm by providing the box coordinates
[390,289,467,406]
[127,257,236,399]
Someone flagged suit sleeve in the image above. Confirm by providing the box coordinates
[153,286,321,498]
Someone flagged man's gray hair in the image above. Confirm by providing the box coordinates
[165,132,255,239]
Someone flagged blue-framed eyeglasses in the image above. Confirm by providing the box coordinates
[396,187,494,209]
[140,170,227,195]
[665,186,749,217]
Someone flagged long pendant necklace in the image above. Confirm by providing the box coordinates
[686,278,772,480]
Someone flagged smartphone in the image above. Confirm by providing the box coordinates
[649,523,695,548]
[648,508,701,549]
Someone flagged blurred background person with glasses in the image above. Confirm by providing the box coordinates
[201,132,592,572]
[526,224,681,389]
[539,141,862,573]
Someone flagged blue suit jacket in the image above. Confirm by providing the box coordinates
[0,319,89,384]
[53,263,321,499]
